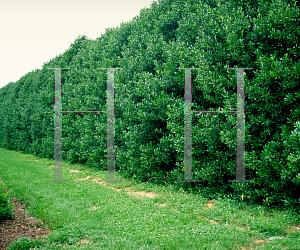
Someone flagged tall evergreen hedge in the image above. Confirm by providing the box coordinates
[0,0,299,210]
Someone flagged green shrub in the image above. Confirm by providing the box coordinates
[0,181,13,221]
[7,237,46,250]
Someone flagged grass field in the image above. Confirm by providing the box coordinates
[0,147,299,249]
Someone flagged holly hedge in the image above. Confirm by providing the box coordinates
[0,0,299,210]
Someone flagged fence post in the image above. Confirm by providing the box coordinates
[46,67,71,182]
[98,68,124,183]
[175,68,202,183]
[175,67,253,183]
[228,67,253,183]
[46,67,124,183]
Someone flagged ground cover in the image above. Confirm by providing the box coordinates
[0,147,299,249]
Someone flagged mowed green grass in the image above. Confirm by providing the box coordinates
[0,147,299,249]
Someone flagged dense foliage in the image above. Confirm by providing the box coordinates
[0,181,13,221]
[0,0,299,210]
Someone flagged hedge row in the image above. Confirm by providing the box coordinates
[0,0,299,209]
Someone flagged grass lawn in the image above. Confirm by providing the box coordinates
[0,147,299,249]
